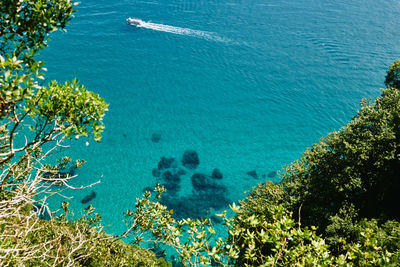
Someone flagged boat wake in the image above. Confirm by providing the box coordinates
[133,20,229,43]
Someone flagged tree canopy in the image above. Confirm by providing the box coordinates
[0,1,155,265]
[282,86,400,228]
[0,0,108,191]
[385,59,400,89]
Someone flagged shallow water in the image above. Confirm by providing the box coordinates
[41,0,400,235]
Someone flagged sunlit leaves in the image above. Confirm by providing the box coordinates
[27,79,108,141]
[0,0,75,57]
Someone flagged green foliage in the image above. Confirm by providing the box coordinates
[228,182,334,266]
[280,87,400,236]
[0,1,162,266]
[0,0,76,120]
[27,79,108,141]
[385,59,400,89]
[0,1,108,193]
[325,203,359,252]
[0,0,75,56]
[133,187,396,266]
[122,185,235,266]
[335,219,400,266]
[238,181,288,220]
[0,192,170,266]
[228,204,334,266]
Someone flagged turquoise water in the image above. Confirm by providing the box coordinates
[41,0,400,235]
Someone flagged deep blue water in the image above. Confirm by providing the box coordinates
[41,0,400,235]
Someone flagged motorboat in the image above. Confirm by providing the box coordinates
[126,18,143,27]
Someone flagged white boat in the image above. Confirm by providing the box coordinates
[126,18,143,27]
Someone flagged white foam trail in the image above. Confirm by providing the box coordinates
[137,21,229,43]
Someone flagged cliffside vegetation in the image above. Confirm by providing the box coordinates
[0,0,169,265]
[1,1,399,266]
[130,85,400,266]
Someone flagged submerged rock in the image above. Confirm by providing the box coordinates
[162,170,180,183]
[151,133,161,143]
[247,170,258,179]
[158,157,177,170]
[191,173,226,194]
[182,150,200,169]
[268,171,277,178]
[177,168,187,176]
[162,182,180,196]
[191,173,208,191]
[81,191,96,204]
[211,168,223,179]
[161,191,231,220]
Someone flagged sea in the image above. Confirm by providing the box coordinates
[40,0,400,238]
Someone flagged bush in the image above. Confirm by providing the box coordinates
[281,87,400,238]
[385,59,400,89]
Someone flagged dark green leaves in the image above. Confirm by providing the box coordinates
[385,59,400,89]
[0,0,75,58]
[281,87,400,233]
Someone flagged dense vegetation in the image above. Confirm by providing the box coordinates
[385,59,400,89]
[0,0,169,265]
[1,0,399,266]
[228,63,400,265]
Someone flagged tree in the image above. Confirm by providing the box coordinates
[130,185,399,266]
[385,59,400,89]
[0,0,112,264]
[282,86,399,218]
[126,186,336,267]
[1,2,170,265]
